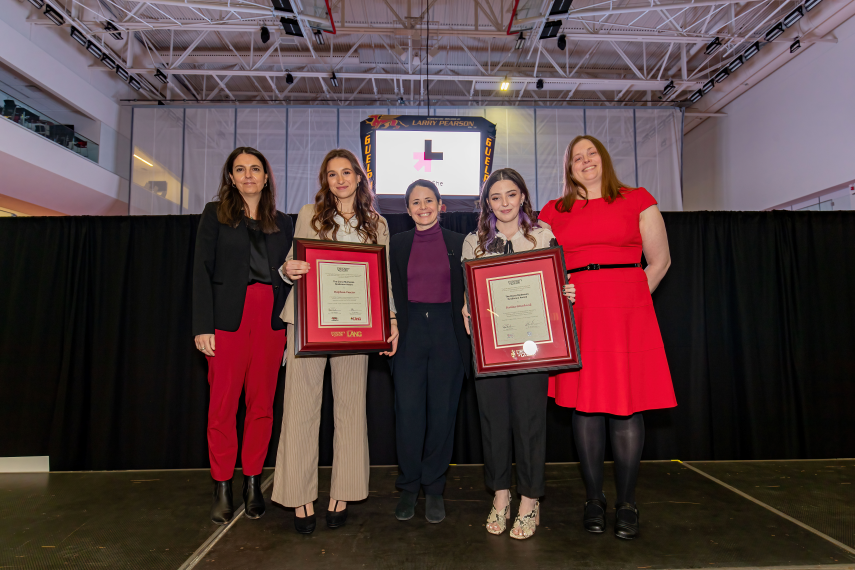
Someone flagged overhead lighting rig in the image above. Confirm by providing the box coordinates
[313,29,325,45]
[557,34,566,50]
[701,79,714,94]
[790,37,801,53]
[688,90,703,103]
[285,72,294,85]
[500,77,510,91]
[44,5,64,25]
[260,26,270,44]
[100,53,117,70]
[536,78,544,90]
[713,68,729,83]
[70,26,87,46]
[704,37,722,55]
[104,20,122,40]
[804,0,822,11]
[765,23,785,42]
[128,77,142,91]
[662,80,676,97]
[329,72,338,87]
[116,66,130,82]
[86,41,102,59]
[515,32,525,50]
[743,41,760,60]
[726,55,744,73]
[782,6,804,27]
[27,0,45,9]
[154,68,168,84]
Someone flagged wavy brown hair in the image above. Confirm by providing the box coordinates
[557,135,634,212]
[474,168,539,257]
[216,147,279,234]
[311,149,381,244]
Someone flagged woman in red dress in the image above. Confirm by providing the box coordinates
[538,135,675,540]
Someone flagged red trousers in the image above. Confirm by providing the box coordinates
[206,283,286,481]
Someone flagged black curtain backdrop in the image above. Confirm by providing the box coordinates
[1,212,853,471]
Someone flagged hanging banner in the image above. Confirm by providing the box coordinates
[359,114,497,197]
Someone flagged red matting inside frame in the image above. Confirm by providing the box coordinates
[466,248,580,377]
[295,239,391,354]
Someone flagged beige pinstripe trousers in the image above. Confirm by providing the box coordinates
[271,324,370,507]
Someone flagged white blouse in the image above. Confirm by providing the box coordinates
[461,226,558,262]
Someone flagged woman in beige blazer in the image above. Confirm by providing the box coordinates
[272,148,398,534]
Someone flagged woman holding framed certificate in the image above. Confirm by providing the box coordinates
[388,180,469,524]
[271,149,399,534]
[192,147,293,525]
[538,135,676,540]
[461,169,575,540]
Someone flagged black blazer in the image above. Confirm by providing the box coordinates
[192,201,294,336]
[389,227,471,374]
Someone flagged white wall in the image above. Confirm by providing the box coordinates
[683,14,855,211]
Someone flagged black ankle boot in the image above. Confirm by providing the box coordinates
[243,475,265,519]
[614,502,640,540]
[326,500,348,529]
[210,479,234,525]
[583,494,607,533]
[395,490,417,521]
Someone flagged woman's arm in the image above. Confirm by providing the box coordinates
[281,206,312,281]
[639,205,671,294]
[192,204,219,355]
[378,218,399,356]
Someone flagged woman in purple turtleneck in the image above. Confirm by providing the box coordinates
[388,180,470,524]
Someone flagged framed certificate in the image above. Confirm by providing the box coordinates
[464,246,581,378]
[293,238,392,355]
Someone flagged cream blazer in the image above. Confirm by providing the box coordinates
[279,203,395,324]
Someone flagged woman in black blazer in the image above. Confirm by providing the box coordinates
[388,179,470,524]
[192,147,293,525]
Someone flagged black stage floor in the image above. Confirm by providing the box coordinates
[1,461,853,570]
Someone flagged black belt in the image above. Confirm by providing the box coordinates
[567,263,641,274]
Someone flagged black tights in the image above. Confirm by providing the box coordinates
[572,411,645,505]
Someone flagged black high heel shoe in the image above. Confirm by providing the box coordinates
[326,500,348,529]
[583,494,607,533]
[210,479,234,525]
[614,502,640,540]
[294,504,316,534]
[243,475,265,519]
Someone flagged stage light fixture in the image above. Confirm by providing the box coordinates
[397,96,405,105]
[70,26,87,46]
[782,6,803,27]
[100,53,117,70]
[129,77,142,91]
[790,37,801,53]
[285,72,294,84]
[44,5,65,25]
[688,90,703,103]
[536,78,544,90]
[662,80,675,96]
[500,76,510,91]
[260,26,270,44]
[27,0,45,9]
[743,41,760,60]
[154,68,168,84]
[765,23,784,42]
[704,37,722,55]
[713,68,729,83]
[329,72,338,87]
[804,0,822,12]
[279,17,303,37]
[557,34,566,50]
[271,0,294,13]
[726,55,744,73]
[701,79,714,94]
[116,66,130,82]
[515,32,525,50]
[86,40,102,59]
[550,0,573,15]
[313,29,325,45]
[104,20,122,40]
[540,20,561,40]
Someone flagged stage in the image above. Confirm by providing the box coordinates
[2,460,853,569]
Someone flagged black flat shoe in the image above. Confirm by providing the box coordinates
[294,505,316,534]
[425,494,446,524]
[210,479,234,525]
[326,500,348,529]
[395,490,417,521]
[242,474,265,519]
[583,495,607,533]
[614,502,640,540]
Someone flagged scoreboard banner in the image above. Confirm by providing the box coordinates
[359,114,497,197]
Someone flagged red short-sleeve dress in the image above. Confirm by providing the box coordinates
[539,188,676,416]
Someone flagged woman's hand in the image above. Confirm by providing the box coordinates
[462,303,471,335]
[380,322,399,357]
[284,260,310,281]
[563,283,576,304]
[195,334,215,357]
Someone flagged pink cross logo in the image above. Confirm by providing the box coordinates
[413,152,432,172]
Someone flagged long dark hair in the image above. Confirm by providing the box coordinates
[558,135,633,212]
[475,168,539,257]
[311,149,381,244]
[216,147,279,234]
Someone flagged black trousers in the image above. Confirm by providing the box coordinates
[475,372,548,498]
[393,302,465,495]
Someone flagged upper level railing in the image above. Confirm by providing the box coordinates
[1,89,99,164]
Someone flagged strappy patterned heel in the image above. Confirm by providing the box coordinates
[486,491,512,535]
[510,500,540,540]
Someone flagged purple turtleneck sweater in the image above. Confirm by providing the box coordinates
[407,222,451,303]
